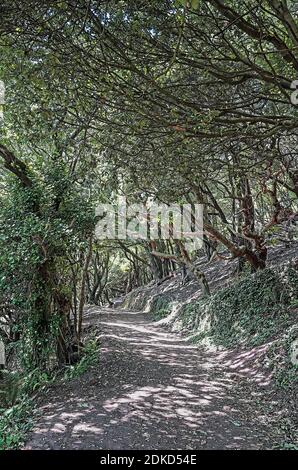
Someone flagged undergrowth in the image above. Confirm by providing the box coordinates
[179,265,297,347]
[63,339,100,380]
[149,264,298,388]
[0,339,100,449]
[150,296,172,320]
[0,368,53,449]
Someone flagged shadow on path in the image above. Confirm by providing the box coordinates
[25,308,278,450]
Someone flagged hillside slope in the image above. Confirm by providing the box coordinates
[113,242,298,447]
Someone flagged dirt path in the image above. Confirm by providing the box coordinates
[24,308,288,450]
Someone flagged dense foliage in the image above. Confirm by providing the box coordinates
[0,0,297,384]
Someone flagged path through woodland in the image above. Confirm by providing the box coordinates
[25,309,289,450]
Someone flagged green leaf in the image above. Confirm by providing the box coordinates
[191,0,200,9]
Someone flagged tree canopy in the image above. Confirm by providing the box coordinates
[0,0,297,369]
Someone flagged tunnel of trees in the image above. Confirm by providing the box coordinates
[0,0,297,373]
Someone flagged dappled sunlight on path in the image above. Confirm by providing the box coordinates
[25,309,277,450]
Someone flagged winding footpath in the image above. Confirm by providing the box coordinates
[24,308,289,450]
